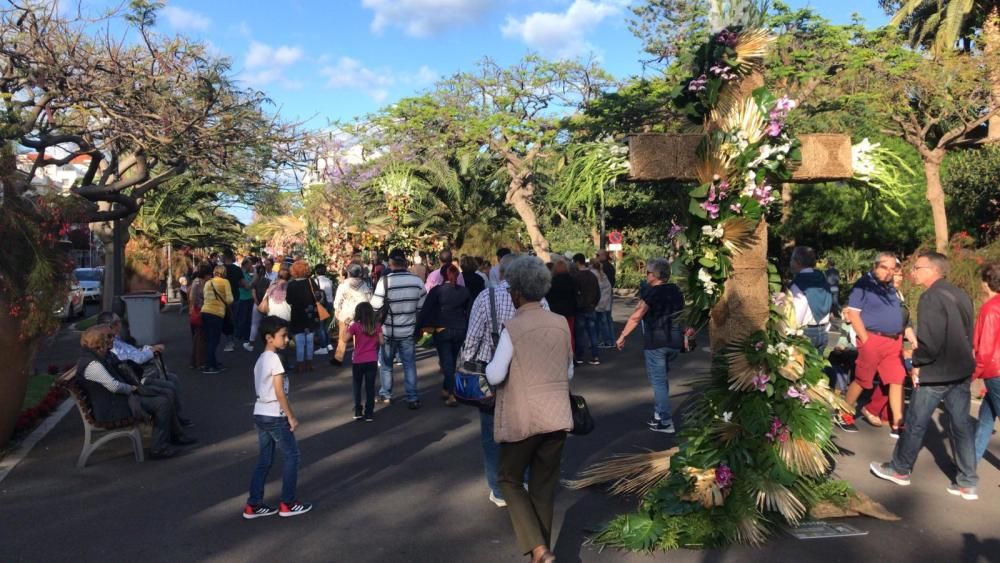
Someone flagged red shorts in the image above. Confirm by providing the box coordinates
[854,333,906,388]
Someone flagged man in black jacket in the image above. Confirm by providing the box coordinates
[573,253,601,365]
[870,252,979,500]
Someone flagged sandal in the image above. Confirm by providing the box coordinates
[860,407,883,427]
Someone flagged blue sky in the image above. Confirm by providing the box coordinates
[142,0,890,129]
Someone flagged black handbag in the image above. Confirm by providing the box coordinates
[569,393,594,435]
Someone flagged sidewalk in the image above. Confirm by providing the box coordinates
[1,303,997,562]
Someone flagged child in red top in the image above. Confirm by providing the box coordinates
[349,302,383,421]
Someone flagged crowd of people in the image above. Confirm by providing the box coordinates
[71,241,1000,561]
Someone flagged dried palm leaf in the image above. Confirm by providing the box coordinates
[778,438,829,477]
[720,95,766,146]
[777,349,805,381]
[709,85,745,125]
[712,420,744,444]
[805,379,851,412]
[696,149,734,186]
[733,515,768,546]
[680,467,727,508]
[725,349,758,391]
[733,28,774,73]
[564,448,679,496]
[721,217,758,254]
[755,481,807,525]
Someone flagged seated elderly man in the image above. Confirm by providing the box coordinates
[76,325,195,459]
[97,312,191,427]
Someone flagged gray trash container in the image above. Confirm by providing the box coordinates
[120,292,161,346]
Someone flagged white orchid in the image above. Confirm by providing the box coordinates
[852,138,879,182]
[701,225,725,240]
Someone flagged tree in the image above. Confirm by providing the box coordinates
[837,28,998,252]
[883,0,1000,139]
[131,176,245,250]
[363,56,613,260]
[943,143,1000,242]
[1,2,299,310]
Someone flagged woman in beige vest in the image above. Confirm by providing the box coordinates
[486,256,573,563]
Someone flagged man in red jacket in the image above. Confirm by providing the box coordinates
[974,262,1000,464]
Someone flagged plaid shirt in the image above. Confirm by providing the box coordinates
[461,280,548,364]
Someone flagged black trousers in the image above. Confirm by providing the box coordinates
[497,431,567,554]
[352,361,377,416]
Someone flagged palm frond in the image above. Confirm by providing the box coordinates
[778,438,829,477]
[755,481,807,525]
[564,448,678,496]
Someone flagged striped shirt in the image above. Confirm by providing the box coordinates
[461,281,549,364]
[370,270,427,340]
[83,362,133,395]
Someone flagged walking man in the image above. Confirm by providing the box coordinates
[788,246,833,352]
[372,249,427,409]
[871,252,979,500]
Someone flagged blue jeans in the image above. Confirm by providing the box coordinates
[480,410,501,498]
[294,330,314,363]
[433,328,466,393]
[596,311,614,345]
[202,313,224,370]
[379,337,418,402]
[644,347,679,421]
[975,377,1000,461]
[890,381,978,488]
[247,415,300,506]
[575,312,599,361]
[316,320,331,350]
[802,325,829,354]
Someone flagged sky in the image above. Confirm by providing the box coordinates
[135,0,891,130]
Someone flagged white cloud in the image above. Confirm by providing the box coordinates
[407,65,439,87]
[160,5,211,31]
[362,0,491,37]
[501,0,623,58]
[321,57,395,102]
[240,41,305,89]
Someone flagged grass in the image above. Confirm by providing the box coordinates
[22,373,58,410]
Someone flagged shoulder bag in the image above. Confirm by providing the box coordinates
[569,393,594,435]
[308,279,331,322]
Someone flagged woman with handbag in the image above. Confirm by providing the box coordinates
[485,256,573,563]
[201,265,234,374]
[332,264,372,365]
[188,264,211,370]
[418,264,471,407]
[286,260,319,373]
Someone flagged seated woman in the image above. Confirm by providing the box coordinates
[76,326,194,459]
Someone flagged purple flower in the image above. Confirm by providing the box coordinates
[754,183,774,206]
[754,340,765,351]
[716,463,733,488]
[688,74,708,92]
[716,30,740,47]
[766,417,790,443]
[668,222,685,239]
[766,121,783,137]
[700,200,720,219]
[786,386,811,405]
[729,202,743,213]
[753,371,770,391]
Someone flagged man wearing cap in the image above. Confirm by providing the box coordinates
[372,249,427,409]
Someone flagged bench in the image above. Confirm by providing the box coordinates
[56,369,146,469]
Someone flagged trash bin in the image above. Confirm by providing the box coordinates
[120,292,161,346]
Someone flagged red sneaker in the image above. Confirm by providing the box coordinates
[279,500,313,517]
[243,504,277,520]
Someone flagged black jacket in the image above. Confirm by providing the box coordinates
[912,279,975,385]
[546,273,578,318]
[418,283,471,332]
[574,270,600,314]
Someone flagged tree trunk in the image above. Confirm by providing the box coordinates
[923,154,949,253]
[709,220,771,351]
[779,182,796,255]
[506,179,552,262]
[0,304,39,448]
[985,5,1000,141]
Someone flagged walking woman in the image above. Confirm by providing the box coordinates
[974,262,1000,463]
[332,263,372,365]
[247,264,271,350]
[591,258,615,348]
[201,265,234,374]
[485,256,573,563]
[418,264,471,406]
[286,260,318,373]
[188,264,211,370]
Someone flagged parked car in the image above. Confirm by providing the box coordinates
[54,278,85,320]
[73,268,104,302]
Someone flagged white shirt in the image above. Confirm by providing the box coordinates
[790,268,831,328]
[253,351,288,417]
[316,275,334,304]
[485,328,574,386]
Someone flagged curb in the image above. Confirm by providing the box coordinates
[0,398,74,485]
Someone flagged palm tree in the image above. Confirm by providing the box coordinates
[888,0,1000,139]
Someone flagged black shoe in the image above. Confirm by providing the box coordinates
[375,395,390,404]
[353,408,363,420]
[179,417,194,428]
[574,359,584,366]
[834,412,859,433]
[201,367,222,375]
[364,414,374,422]
[589,358,601,365]
[149,447,178,459]
[171,435,198,446]
[408,400,421,410]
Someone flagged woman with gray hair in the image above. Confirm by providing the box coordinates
[616,258,689,434]
[332,263,372,365]
[486,256,573,563]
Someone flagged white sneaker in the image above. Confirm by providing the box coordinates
[489,491,507,507]
[327,345,334,352]
[242,342,254,352]
[223,343,235,352]
[314,348,328,355]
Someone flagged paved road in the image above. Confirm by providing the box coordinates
[2,304,998,562]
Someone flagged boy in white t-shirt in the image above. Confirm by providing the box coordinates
[243,316,313,519]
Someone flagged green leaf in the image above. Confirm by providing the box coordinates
[699,256,717,268]
[689,183,710,198]
[689,198,708,219]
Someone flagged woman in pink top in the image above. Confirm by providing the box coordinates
[349,302,383,422]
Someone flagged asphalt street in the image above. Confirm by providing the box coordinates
[2,303,999,563]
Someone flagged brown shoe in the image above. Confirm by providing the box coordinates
[445,394,458,407]
[440,389,451,401]
[860,407,883,427]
